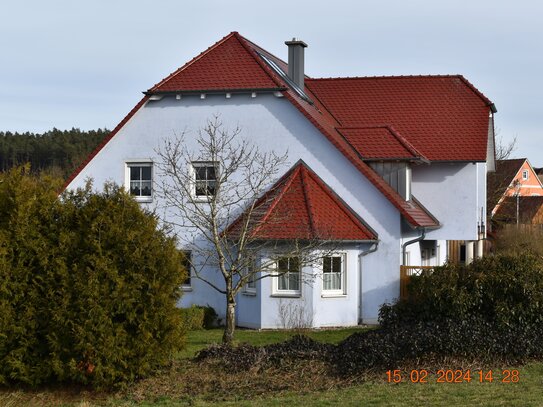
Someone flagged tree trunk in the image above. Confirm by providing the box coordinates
[222,296,236,345]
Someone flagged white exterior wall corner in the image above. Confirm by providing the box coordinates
[486,113,496,172]
[66,93,403,327]
[411,162,480,241]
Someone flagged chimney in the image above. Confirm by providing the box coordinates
[285,38,307,89]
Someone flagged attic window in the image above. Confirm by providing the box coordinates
[522,170,529,180]
[258,52,311,102]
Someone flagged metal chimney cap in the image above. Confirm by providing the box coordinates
[285,38,307,47]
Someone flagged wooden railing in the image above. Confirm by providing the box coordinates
[400,266,434,300]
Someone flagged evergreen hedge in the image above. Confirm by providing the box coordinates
[0,167,186,387]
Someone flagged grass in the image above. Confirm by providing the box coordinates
[178,326,369,358]
[1,327,543,406]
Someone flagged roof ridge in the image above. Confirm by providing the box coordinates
[308,74,494,108]
[249,164,302,238]
[308,74,464,81]
[148,32,238,92]
[299,166,318,237]
[385,125,429,162]
[301,162,378,238]
[235,33,287,89]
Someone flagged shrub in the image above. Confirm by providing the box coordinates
[381,254,543,329]
[0,169,186,387]
[197,254,543,377]
[179,305,218,330]
[196,335,333,371]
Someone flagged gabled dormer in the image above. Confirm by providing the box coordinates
[338,126,428,201]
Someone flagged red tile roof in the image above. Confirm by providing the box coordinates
[305,76,493,162]
[227,161,377,241]
[280,81,439,228]
[149,32,283,92]
[64,32,474,229]
[337,126,428,161]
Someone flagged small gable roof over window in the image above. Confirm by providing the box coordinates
[337,126,428,162]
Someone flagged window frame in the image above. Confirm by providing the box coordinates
[522,169,529,180]
[125,161,153,203]
[191,161,219,201]
[321,253,347,296]
[181,250,193,291]
[243,257,257,295]
[272,256,301,297]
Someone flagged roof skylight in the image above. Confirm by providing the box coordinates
[258,52,311,103]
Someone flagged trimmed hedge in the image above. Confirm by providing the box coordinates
[179,305,217,330]
[0,168,186,387]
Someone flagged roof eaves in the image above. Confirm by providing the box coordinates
[145,87,286,95]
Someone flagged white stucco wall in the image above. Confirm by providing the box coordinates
[411,162,484,241]
[66,92,404,327]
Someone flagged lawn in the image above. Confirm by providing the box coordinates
[1,327,542,406]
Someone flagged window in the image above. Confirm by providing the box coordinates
[322,255,345,294]
[192,162,218,198]
[181,251,192,289]
[244,257,257,294]
[275,257,300,294]
[126,162,152,201]
[522,170,529,180]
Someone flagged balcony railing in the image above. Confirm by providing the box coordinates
[400,265,434,300]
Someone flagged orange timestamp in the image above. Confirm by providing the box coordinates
[386,369,520,383]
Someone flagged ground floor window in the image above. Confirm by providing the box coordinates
[322,255,345,294]
[275,257,300,295]
[181,251,192,289]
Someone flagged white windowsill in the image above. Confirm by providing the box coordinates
[270,293,301,298]
[242,291,257,297]
[193,196,214,203]
[134,197,153,203]
[181,286,193,292]
[321,293,347,298]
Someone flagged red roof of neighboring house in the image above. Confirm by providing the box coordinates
[149,32,283,92]
[337,126,428,161]
[305,76,493,162]
[227,161,377,241]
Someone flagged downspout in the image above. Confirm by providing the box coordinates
[358,241,379,324]
[402,228,426,265]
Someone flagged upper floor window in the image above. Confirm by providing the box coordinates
[192,162,218,199]
[126,162,152,202]
[522,170,529,180]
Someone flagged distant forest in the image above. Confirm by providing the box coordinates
[0,128,109,178]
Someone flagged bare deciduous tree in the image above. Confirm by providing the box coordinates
[156,116,337,344]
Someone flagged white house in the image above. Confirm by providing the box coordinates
[65,32,496,328]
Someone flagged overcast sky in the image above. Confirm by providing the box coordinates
[1,1,541,165]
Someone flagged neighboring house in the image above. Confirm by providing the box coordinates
[488,158,543,218]
[534,167,543,184]
[494,196,543,225]
[64,32,496,328]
